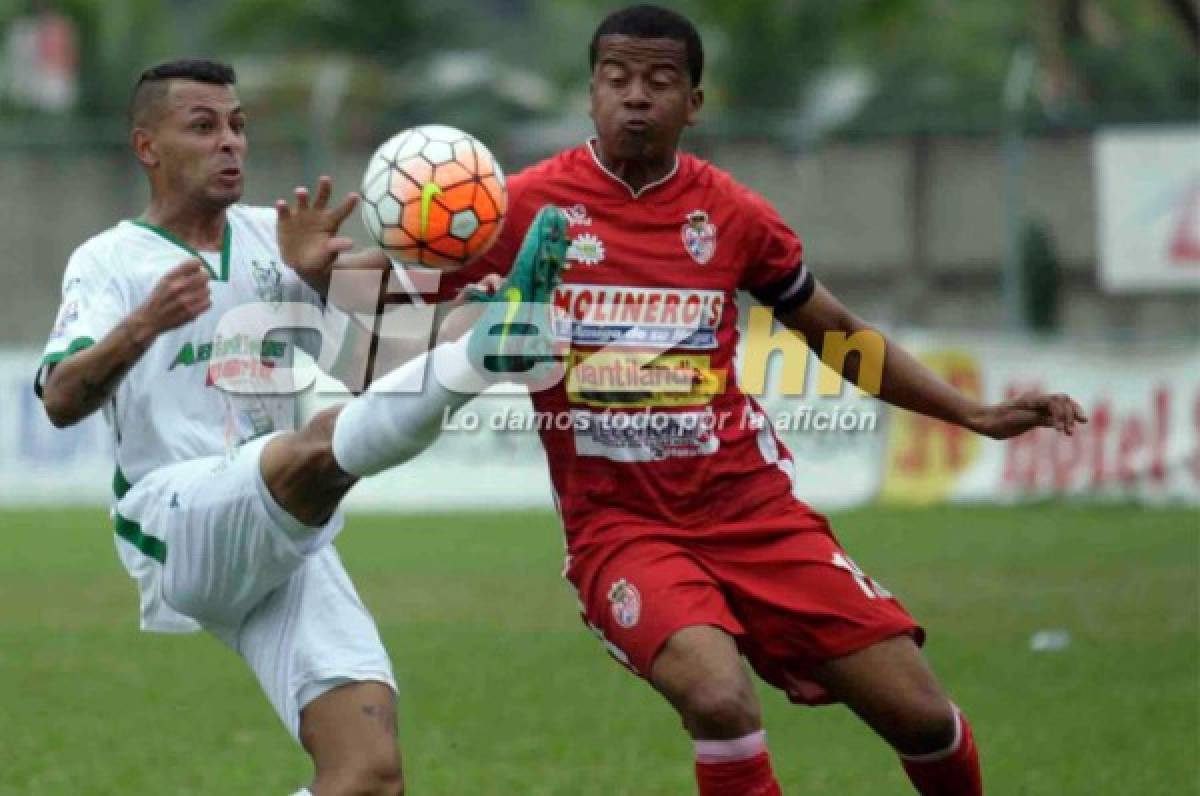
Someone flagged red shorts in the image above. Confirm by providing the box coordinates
[565,509,923,705]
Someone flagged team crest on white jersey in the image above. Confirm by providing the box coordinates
[250,260,284,307]
[562,203,592,226]
[567,232,606,266]
[608,578,641,628]
[682,210,717,264]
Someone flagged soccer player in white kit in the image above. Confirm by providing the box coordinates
[36,59,568,796]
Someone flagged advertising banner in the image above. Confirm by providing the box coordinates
[4,334,1196,511]
[882,336,1200,505]
[1095,127,1200,292]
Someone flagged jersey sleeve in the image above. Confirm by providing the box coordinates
[737,186,814,312]
[37,243,127,389]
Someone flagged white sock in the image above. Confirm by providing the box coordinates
[290,789,313,796]
[332,336,487,477]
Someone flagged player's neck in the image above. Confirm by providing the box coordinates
[592,140,676,195]
[140,198,227,252]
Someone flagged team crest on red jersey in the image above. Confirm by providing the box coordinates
[608,578,641,628]
[682,210,717,264]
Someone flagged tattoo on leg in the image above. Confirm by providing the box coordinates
[361,703,397,736]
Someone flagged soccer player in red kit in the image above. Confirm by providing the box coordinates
[438,6,1086,795]
[290,5,1086,794]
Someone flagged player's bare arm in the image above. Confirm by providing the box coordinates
[776,279,1088,439]
[40,257,211,427]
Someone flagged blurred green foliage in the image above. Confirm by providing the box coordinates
[0,0,1194,135]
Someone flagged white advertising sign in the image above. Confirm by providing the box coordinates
[1095,127,1200,292]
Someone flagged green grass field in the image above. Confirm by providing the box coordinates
[0,505,1195,795]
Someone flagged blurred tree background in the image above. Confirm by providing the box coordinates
[0,0,1194,142]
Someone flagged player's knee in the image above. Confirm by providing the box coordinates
[888,694,957,757]
[678,677,761,737]
[351,758,405,796]
[320,750,404,796]
[297,408,355,491]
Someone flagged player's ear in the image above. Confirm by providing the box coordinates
[685,87,704,127]
[131,127,159,169]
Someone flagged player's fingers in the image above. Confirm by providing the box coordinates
[294,186,310,210]
[1052,394,1074,433]
[327,236,355,254]
[475,273,504,295]
[330,192,359,226]
[314,175,333,209]
[275,198,292,221]
[1043,398,1065,433]
[1071,398,1088,424]
[1056,397,1076,434]
[170,257,207,279]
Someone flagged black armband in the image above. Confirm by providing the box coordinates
[750,263,815,316]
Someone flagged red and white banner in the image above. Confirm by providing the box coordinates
[880,336,1200,505]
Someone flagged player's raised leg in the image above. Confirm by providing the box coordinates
[319,203,568,482]
[651,627,783,796]
[811,635,982,795]
[243,206,567,792]
[297,682,403,796]
[258,203,568,525]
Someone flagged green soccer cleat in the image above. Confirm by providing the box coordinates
[467,205,569,376]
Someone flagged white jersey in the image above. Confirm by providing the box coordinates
[40,204,333,486]
[39,206,343,619]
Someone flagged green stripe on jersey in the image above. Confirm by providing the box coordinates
[131,219,231,281]
[40,336,96,367]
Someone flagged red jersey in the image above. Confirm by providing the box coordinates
[448,141,814,557]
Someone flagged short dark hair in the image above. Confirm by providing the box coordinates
[589,5,703,87]
[129,58,237,128]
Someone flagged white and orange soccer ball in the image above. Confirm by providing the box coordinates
[359,124,508,270]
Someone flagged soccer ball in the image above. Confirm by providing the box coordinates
[359,124,507,269]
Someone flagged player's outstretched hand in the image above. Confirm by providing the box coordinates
[276,175,358,279]
[967,391,1088,440]
[133,258,212,339]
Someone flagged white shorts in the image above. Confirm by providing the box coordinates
[114,433,396,739]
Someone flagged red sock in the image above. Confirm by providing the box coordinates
[693,731,783,796]
[900,708,983,796]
